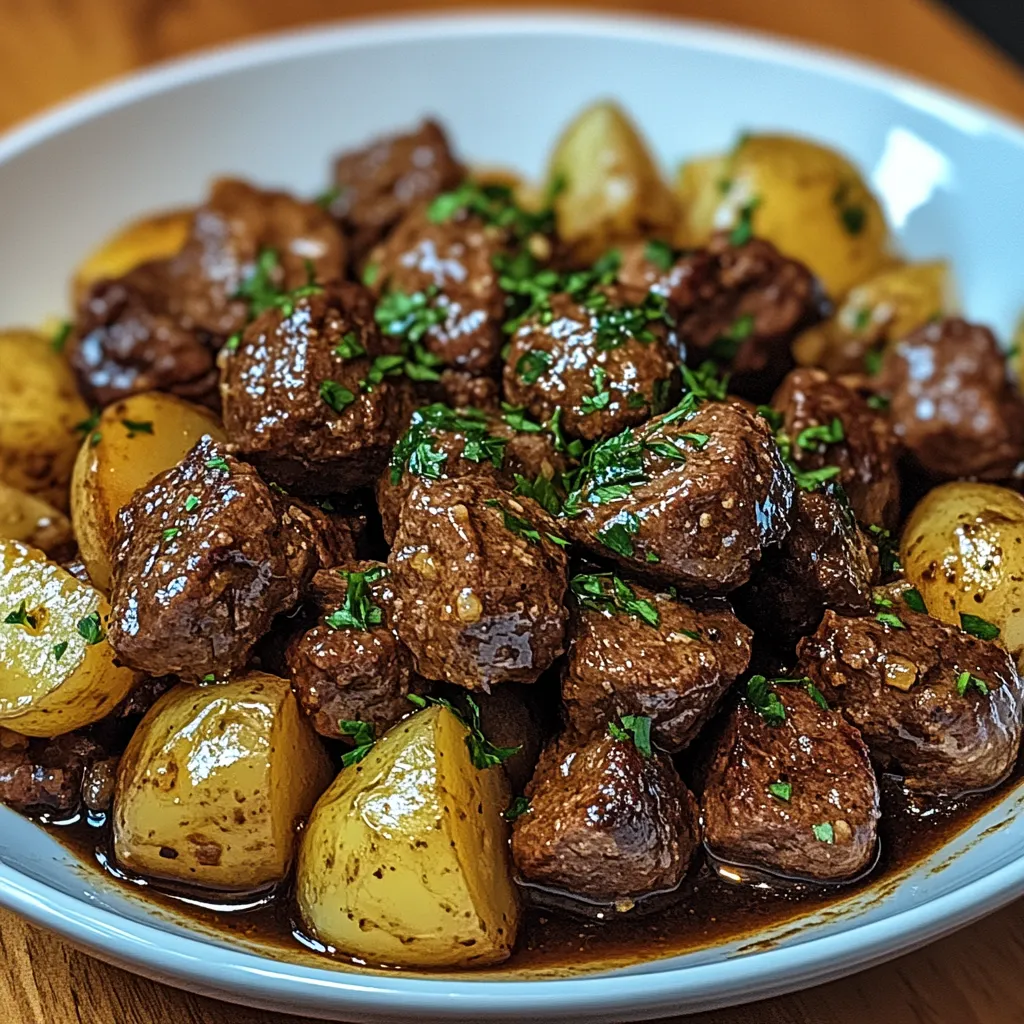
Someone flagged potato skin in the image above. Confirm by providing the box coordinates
[0,330,89,510]
[901,483,1024,658]
[0,540,135,736]
[296,705,519,968]
[547,101,677,261]
[676,134,891,296]
[113,672,332,892]
[0,484,74,558]
[70,391,225,591]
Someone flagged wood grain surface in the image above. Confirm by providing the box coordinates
[1,1,1023,1022]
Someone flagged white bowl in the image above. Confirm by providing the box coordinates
[1,12,1023,1022]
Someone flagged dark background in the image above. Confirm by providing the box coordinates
[943,0,1024,65]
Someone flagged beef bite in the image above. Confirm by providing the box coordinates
[502,286,681,442]
[736,487,875,647]
[770,367,901,529]
[703,684,880,883]
[0,729,106,816]
[563,573,752,752]
[617,232,827,398]
[331,119,465,265]
[71,178,346,409]
[388,476,569,690]
[285,562,426,742]
[565,397,795,594]
[797,609,1024,796]
[878,317,1024,482]
[219,283,413,494]
[511,731,702,903]
[108,437,335,681]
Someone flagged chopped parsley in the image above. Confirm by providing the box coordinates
[485,498,566,549]
[74,409,101,440]
[728,196,761,246]
[315,184,342,210]
[589,291,673,352]
[869,525,902,576]
[902,588,928,614]
[408,693,521,770]
[500,404,543,433]
[339,720,376,768]
[959,613,1000,641]
[833,181,866,236]
[51,320,72,353]
[504,796,531,822]
[580,365,612,415]
[597,511,642,557]
[955,671,990,697]
[161,527,180,542]
[427,181,556,241]
[852,306,873,332]
[768,781,792,802]
[876,612,905,630]
[184,495,200,513]
[513,473,563,517]
[52,641,68,662]
[389,405,506,484]
[319,379,356,414]
[516,349,551,384]
[359,353,406,391]
[4,600,37,629]
[546,407,585,460]
[607,714,653,757]
[325,566,387,631]
[570,572,660,627]
[796,417,845,451]
[812,822,835,844]
[709,313,755,362]
[374,286,448,381]
[866,393,890,412]
[76,612,104,646]
[772,427,842,492]
[205,457,230,473]
[644,239,678,271]
[334,331,366,361]
[746,675,787,725]
[234,248,324,319]
[121,419,154,437]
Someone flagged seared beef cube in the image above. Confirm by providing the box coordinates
[435,368,501,411]
[220,284,413,494]
[331,119,465,264]
[388,476,568,689]
[503,288,680,442]
[511,732,701,902]
[71,178,346,408]
[377,403,568,542]
[618,233,827,397]
[285,562,424,741]
[109,437,326,680]
[736,488,875,647]
[112,676,177,719]
[798,610,1024,796]
[563,575,752,752]
[771,367,901,529]
[566,401,795,594]
[879,317,1024,481]
[703,686,880,883]
[0,730,105,815]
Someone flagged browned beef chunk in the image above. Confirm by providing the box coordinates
[112,676,177,719]
[771,367,901,528]
[703,686,880,883]
[511,732,701,902]
[502,287,681,442]
[563,575,752,752]
[435,369,501,411]
[285,562,425,741]
[0,731,106,815]
[71,179,346,408]
[388,476,568,690]
[736,488,875,647]
[376,403,569,542]
[219,284,413,494]
[797,610,1024,796]
[617,233,827,397]
[331,120,465,264]
[565,400,795,594]
[108,437,329,680]
[878,317,1024,481]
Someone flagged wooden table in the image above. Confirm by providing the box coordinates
[1,1,1023,1021]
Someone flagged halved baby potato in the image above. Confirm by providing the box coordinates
[72,208,193,304]
[296,704,519,968]
[0,483,74,558]
[901,483,1024,658]
[0,539,135,736]
[675,133,892,296]
[0,330,89,510]
[113,672,332,892]
[70,391,225,592]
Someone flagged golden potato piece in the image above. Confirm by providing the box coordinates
[676,134,891,296]
[547,101,677,261]
[113,673,332,892]
[70,391,225,592]
[0,330,89,510]
[901,483,1024,658]
[73,208,192,304]
[0,540,135,736]
[793,261,955,374]
[0,483,73,557]
[296,704,519,968]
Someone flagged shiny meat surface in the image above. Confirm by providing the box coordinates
[0,731,106,815]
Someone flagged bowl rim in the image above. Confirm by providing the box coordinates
[2,10,1024,1020]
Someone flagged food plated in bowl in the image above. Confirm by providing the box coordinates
[1,12,1024,1021]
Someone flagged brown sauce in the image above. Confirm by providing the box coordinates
[35,764,1024,978]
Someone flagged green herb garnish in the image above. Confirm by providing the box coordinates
[876,612,905,630]
[52,641,68,662]
[51,320,72,353]
[955,671,990,697]
[334,331,366,361]
[407,693,521,770]
[607,714,653,757]
[516,349,552,385]
[768,781,792,802]
[205,457,230,473]
[570,572,660,627]
[902,588,928,614]
[184,495,200,513]
[121,419,154,437]
[504,796,531,822]
[746,675,787,725]
[319,379,356,414]
[812,822,835,844]
[644,239,677,271]
[325,566,387,631]
[76,612,104,646]
[959,613,1000,641]
[4,601,37,629]
[597,511,642,557]
[339,720,376,768]
[833,181,866,236]
[728,196,761,246]
[796,417,844,451]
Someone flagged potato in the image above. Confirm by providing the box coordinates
[70,391,225,592]
[0,540,135,736]
[901,483,1024,658]
[113,672,332,892]
[0,330,89,510]
[0,483,74,557]
[73,208,192,304]
[546,101,678,261]
[793,261,955,374]
[296,704,519,968]
[675,134,891,296]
